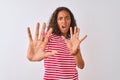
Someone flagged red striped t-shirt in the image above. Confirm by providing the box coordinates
[44,34,78,80]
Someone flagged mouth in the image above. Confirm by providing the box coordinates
[62,25,66,29]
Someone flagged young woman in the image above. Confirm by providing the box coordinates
[27,7,87,80]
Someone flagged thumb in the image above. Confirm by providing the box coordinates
[61,36,65,40]
[61,36,69,43]
[44,50,57,58]
[61,36,67,43]
[79,35,87,44]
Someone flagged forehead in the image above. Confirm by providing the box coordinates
[57,10,70,17]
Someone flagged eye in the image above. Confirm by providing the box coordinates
[58,17,62,21]
[66,16,71,20]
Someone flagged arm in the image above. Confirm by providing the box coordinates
[62,27,87,69]
[73,49,85,69]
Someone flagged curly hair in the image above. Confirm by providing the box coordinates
[48,7,77,37]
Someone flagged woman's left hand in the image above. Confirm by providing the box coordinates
[62,27,87,55]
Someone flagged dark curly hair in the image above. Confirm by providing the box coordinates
[48,7,77,37]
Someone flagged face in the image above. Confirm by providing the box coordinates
[57,10,71,37]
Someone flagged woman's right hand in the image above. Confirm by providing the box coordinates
[27,22,57,61]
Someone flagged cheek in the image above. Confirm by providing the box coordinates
[67,21,71,26]
[57,24,62,31]
[57,21,62,27]
[57,21,60,26]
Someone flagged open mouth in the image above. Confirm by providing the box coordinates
[62,25,66,28]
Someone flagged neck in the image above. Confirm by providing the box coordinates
[62,33,67,37]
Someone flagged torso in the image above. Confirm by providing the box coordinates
[44,34,78,80]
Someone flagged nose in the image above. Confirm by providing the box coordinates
[62,18,66,23]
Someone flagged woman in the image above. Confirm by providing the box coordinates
[27,7,87,80]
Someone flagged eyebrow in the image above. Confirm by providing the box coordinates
[58,16,70,18]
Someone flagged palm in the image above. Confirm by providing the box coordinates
[27,23,56,61]
[28,40,45,60]
[67,36,80,54]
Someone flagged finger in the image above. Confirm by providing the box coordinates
[61,36,65,40]
[35,23,40,40]
[70,27,73,37]
[44,28,53,45]
[44,50,57,58]
[27,27,33,42]
[76,28,80,38]
[39,23,46,41]
[61,36,67,43]
[79,35,87,43]
[74,26,77,34]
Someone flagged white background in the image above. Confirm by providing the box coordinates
[0,0,120,80]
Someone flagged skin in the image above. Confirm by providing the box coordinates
[27,23,57,61]
[57,10,71,37]
[27,10,87,69]
[62,27,87,69]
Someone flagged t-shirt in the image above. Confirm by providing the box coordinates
[44,34,78,80]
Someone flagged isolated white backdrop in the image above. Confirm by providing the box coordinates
[0,0,120,80]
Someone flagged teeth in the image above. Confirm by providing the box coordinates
[63,25,65,26]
